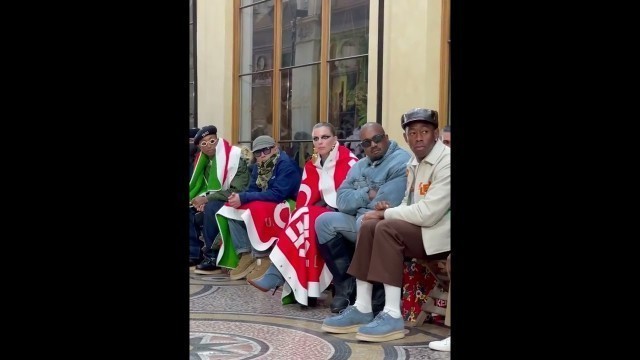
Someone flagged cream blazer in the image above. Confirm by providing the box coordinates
[384,141,451,255]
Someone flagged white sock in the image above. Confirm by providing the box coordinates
[354,280,373,313]
[382,284,402,319]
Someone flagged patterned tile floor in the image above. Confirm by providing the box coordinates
[190,270,451,360]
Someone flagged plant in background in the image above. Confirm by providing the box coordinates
[346,81,368,126]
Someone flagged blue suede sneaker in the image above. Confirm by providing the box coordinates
[321,305,374,334]
[355,311,406,342]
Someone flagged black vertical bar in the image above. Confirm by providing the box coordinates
[192,0,198,127]
[375,0,384,124]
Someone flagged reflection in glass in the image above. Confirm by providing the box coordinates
[328,56,368,144]
[239,73,273,142]
[241,0,264,6]
[279,139,312,170]
[330,0,369,60]
[279,64,319,156]
[281,0,321,67]
[236,0,370,159]
[327,0,369,158]
[240,0,274,75]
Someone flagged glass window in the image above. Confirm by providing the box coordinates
[280,63,320,143]
[240,1,275,75]
[328,0,369,140]
[236,0,370,159]
[239,73,273,141]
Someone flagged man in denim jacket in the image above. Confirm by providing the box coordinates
[315,122,410,313]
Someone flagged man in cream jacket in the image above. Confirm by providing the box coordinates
[321,107,451,343]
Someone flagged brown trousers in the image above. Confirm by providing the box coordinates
[347,218,449,287]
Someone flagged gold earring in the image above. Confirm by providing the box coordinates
[311,147,318,163]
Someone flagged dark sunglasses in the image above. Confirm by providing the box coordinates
[312,135,332,142]
[360,133,386,148]
[253,146,274,157]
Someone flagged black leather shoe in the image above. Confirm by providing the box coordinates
[194,257,221,274]
[300,297,318,310]
[330,276,356,313]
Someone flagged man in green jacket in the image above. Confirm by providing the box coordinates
[189,125,250,274]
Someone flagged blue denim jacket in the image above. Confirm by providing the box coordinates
[336,140,411,218]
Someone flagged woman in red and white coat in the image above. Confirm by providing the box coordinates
[248,122,358,306]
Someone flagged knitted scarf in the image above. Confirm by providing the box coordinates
[256,152,279,190]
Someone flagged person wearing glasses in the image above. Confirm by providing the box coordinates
[321,107,450,343]
[189,125,251,273]
[310,122,410,314]
[247,123,359,308]
[216,135,301,282]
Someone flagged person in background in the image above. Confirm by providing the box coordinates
[189,127,202,268]
[189,127,200,177]
[291,130,312,169]
[344,126,363,158]
[440,125,451,147]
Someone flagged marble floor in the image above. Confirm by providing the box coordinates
[190,269,451,360]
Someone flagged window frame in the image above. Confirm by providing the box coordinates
[231,0,373,146]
